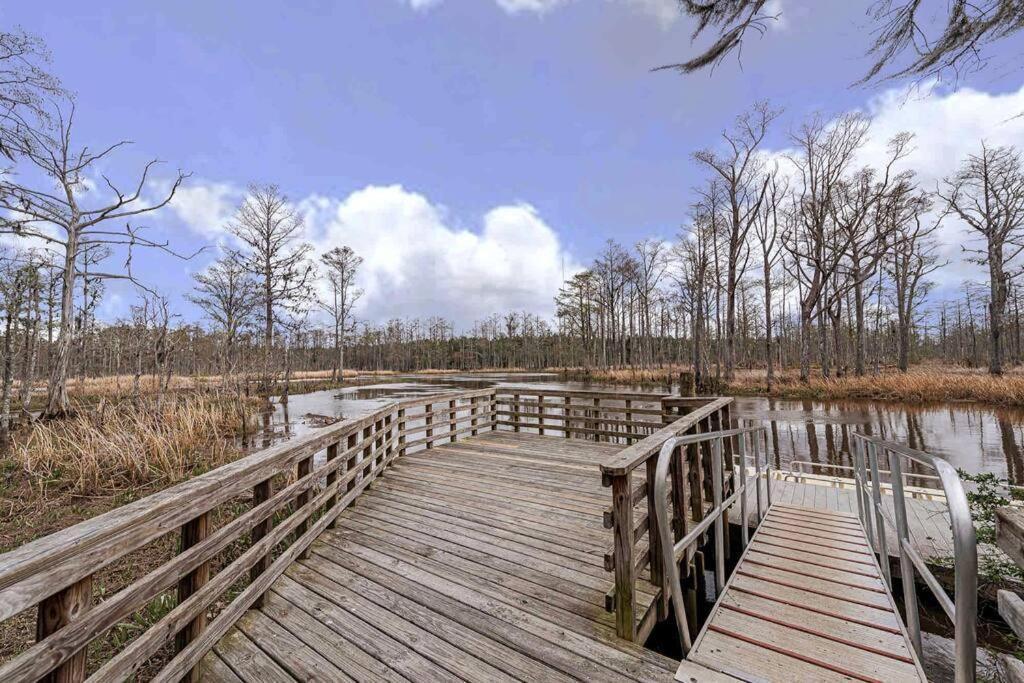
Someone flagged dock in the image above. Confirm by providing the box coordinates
[687,503,926,682]
[0,387,977,682]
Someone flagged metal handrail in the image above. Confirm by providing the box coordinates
[851,432,977,683]
[788,460,942,486]
[652,424,772,654]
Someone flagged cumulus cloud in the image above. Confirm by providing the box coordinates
[404,0,679,25]
[856,84,1024,290]
[300,185,580,326]
[172,182,580,327]
[167,180,242,242]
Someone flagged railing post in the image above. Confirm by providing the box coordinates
[386,413,395,463]
[610,472,636,640]
[37,576,92,683]
[711,438,725,593]
[670,442,689,539]
[490,391,498,431]
[398,408,407,456]
[513,393,520,432]
[426,402,434,447]
[887,448,922,658]
[866,442,893,589]
[646,457,667,620]
[295,454,313,558]
[854,437,876,553]
[736,431,749,548]
[250,476,273,607]
[751,428,764,522]
[763,429,773,509]
[449,399,457,443]
[538,395,545,436]
[345,432,358,496]
[561,396,570,439]
[177,511,210,682]
[625,399,633,442]
[326,441,340,529]
[470,397,478,436]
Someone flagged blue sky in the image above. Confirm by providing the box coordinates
[5,2,1024,327]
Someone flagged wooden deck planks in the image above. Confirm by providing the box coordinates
[686,504,927,683]
[767,479,954,562]
[202,431,678,682]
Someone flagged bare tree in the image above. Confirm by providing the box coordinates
[0,29,63,161]
[0,106,188,416]
[752,164,787,390]
[783,112,871,381]
[229,184,315,387]
[693,101,778,379]
[631,239,667,368]
[320,246,363,381]
[188,255,258,377]
[939,143,1024,375]
[661,0,1024,85]
[832,132,914,375]
[884,186,943,371]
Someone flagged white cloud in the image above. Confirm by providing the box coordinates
[167,180,242,242]
[494,0,569,15]
[403,0,679,26]
[173,182,581,327]
[406,0,443,10]
[300,184,581,326]
[857,84,1024,291]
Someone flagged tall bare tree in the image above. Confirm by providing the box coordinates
[939,143,1024,375]
[783,112,871,381]
[0,29,63,161]
[693,101,778,379]
[752,164,787,390]
[884,185,942,371]
[229,184,315,387]
[0,106,187,416]
[320,246,363,381]
[188,255,258,377]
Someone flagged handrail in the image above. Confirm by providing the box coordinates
[652,424,771,654]
[851,433,977,683]
[0,386,497,683]
[601,397,733,477]
[598,396,735,641]
[788,460,942,486]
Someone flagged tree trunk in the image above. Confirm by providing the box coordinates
[43,235,77,418]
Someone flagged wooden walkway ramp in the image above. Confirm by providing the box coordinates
[202,432,679,682]
[685,503,927,683]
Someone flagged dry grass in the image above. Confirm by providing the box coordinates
[557,364,1024,406]
[12,393,259,496]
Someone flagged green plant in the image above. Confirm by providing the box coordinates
[957,469,1024,583]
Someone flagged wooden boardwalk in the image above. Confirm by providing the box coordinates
[686,503,927,682]
[769,477,954,563]
[202,432,679,682]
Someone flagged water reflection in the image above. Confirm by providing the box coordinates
[257,373,1024,483]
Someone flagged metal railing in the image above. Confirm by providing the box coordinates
[787,460,943,487]
[651,424,772,654]
[852,432,977,683]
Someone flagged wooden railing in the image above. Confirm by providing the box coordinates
[0,388,495,682]
[493,388,670,443]
[598,396,736,642]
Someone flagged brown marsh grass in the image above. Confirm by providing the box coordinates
[12,393,259,497]
[558,364,1024,406]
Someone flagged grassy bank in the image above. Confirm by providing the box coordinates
[557,365,1024,407]
[0,392,261,674]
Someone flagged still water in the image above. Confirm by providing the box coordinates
[268,372,1024,482]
